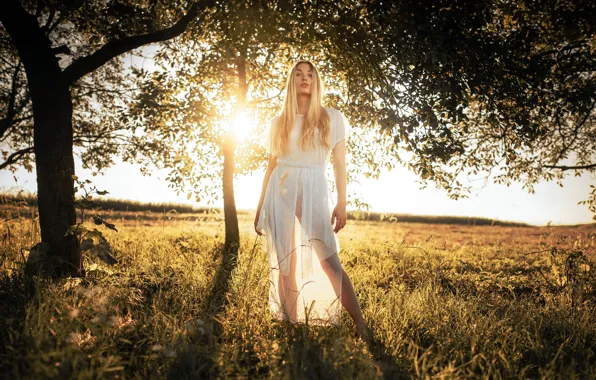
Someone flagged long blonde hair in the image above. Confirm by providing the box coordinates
[271,60,331,155]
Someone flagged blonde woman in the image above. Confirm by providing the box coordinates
[254,60,371,342]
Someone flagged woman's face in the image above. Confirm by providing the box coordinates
[294,62,313,96]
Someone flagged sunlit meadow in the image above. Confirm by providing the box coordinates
[1,198,595,379]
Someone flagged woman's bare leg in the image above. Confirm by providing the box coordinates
[320,255,370,340]
[278,233,299,324]
[278,190,303,325]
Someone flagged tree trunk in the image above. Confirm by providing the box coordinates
[222,138,239,254]
[33,79,80,277]
[1,0,81,277]
[221,56,249,254]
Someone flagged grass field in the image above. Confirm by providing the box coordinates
[0,204,595,379]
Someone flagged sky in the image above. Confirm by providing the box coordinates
[1,156,594,226]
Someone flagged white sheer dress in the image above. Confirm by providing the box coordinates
[257,107,351,326]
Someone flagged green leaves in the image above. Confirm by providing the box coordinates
[91,216,118,232]
[80,238,95,251]
[103,221,117,232]
[66,178,119,266]
[80,228,118,265]
[340,0,596,218]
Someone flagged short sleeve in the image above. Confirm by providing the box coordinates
[332,109,352,148]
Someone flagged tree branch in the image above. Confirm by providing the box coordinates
[554,99,596,162]
[62,0,215,86]
[41,6,56,31]
[47,17,62,34]
[52,45,71,56]
[0,61,23,139]
[46,10,65,33]
[0,146,34,170]
[544,163,596,171]
[247,88,284,106]
[34,2,43,19]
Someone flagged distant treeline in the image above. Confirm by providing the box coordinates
[0,192,219,214]
[348,211,530,227]
[0,192,528,226]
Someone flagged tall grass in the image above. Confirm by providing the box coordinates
[0,213,594,379]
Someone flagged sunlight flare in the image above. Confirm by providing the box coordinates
[227,111,257,143]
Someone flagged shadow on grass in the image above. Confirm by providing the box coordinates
[0,268,37,378]
[165,240,350,379]
[165,242,238,379]
[365,328,410,380]
[276,323,343,379]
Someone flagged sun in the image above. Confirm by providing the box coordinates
[228,111,257,143]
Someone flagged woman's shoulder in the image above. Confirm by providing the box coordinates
[323,106,341,117]
[324,107,343,124]
[324,107,347,126]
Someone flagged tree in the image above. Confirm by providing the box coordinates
[126,0,294,254]
[126,0,399,253]
[323,0,596,219]
[0,0,215,276]
[0,36,171,176]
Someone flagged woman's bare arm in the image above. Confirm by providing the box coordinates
[331,140,347,233]
[255,155,278,235]
[257,155,278,211]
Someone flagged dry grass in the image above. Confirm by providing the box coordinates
[0,208,595,379]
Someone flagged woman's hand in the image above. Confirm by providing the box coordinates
[331,201,347,233]
[254,209,263,236]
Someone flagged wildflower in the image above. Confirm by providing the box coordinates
[151,344,163,351]
[69,308,79,319]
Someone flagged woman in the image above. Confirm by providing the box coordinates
[254,60,371,342]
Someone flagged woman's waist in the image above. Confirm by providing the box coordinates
[276,159,325,169]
